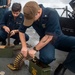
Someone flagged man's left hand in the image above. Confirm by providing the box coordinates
[28,48,37,58]
[10,30,15,36]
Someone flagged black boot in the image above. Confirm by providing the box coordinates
[1,40,6,45]
[0,37,6,45]
[14,40,19,45]
[54,64,67,75]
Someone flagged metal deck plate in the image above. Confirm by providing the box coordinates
[0,58,31,75]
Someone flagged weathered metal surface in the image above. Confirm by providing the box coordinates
[0,44,22,58]
[0,58,31,75]
[29,58,50,75]
[0,47,13,58]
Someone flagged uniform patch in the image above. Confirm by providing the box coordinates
[16,22,22,24]
[44,15,47,17]
[42,24,46,28]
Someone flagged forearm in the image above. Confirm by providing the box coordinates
[19,32,27,48]
[35,35,53,51]
[0,6,3,8]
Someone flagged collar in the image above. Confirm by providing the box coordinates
[39,4,48,20]
[8,11,22,19]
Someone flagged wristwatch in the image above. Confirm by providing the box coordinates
[33,47,38,52]
[3,5,6,8]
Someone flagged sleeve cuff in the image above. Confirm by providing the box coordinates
[45,32,58,44]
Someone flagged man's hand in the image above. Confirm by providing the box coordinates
[28,48,37,58]
[21,47,28,58]
[3,26,10,33]
[5,5,9,8]
[10,30,15,36]
[10,30,19,36]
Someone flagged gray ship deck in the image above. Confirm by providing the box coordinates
[0,27,75,75]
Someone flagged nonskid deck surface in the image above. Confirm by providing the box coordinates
[0,27,75,75]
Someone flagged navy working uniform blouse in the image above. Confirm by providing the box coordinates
[19,4,63,40]
[0,11,24,31]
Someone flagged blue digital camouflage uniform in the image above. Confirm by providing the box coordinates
[19,4,75,73]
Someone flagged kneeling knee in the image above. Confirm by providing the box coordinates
[40,56,55,64]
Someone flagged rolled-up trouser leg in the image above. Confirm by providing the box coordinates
[39,43,55,64]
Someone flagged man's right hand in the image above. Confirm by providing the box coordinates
[21,47,28,58]
[3,26,10,33]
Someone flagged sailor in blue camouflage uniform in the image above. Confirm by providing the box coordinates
[0,0,11,23]
[19,1,75,75]
[0,3,29,45]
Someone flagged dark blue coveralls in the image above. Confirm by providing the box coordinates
[19,4,75,73]
[0,0,9,23]
[0,11,29,42]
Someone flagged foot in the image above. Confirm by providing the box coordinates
[54,64,67,75]
[14,40,19,45]
[1,40,6,45]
